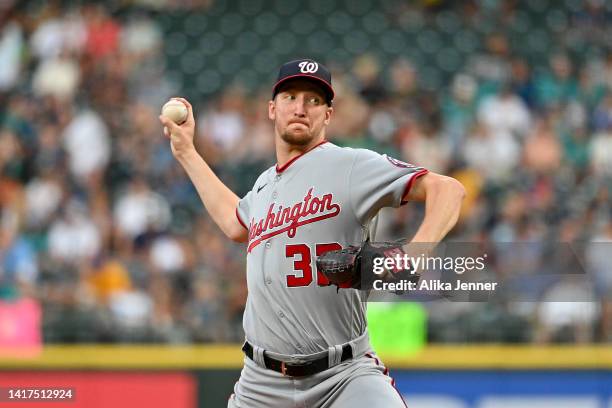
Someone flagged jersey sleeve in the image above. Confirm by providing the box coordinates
[349,149,428,224]
[236,190,252,231]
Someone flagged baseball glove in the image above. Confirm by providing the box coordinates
[316,240,419,290]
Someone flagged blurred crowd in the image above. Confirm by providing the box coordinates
[0,0,611,345]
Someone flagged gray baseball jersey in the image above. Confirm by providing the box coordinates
[236,141,428,356]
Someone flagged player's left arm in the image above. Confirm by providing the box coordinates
[403,172,465,243]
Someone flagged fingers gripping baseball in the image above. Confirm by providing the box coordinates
[159,97,196,157]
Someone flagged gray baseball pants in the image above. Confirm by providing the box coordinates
[227,335,407,408]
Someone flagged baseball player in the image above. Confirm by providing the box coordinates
[159,59,465,408]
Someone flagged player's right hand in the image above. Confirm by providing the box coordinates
[158,97,196,158]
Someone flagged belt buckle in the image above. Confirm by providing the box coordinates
[281,360,311,376]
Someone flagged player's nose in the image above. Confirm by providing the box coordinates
[293,96,306,116]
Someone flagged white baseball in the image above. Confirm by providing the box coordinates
[161,99,188,125]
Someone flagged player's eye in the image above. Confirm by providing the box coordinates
[307,96,321,105]
[284,94,296,101]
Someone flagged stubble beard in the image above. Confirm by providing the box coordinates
[280,127,315,146]
[281,131,312,146]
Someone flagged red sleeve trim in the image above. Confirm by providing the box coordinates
[401,169,429,205]
[236,208,248,230]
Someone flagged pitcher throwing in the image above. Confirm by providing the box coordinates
[159,59,465,408]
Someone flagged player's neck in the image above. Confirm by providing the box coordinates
[275,135,326,169]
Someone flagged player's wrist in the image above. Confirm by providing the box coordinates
[173,145,200,162]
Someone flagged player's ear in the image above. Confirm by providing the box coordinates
[268,100,276,120]
[324,106,333,125]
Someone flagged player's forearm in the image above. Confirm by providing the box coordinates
[409,177,465,244]
[176,149,247,242]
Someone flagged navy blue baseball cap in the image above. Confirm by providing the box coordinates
[272,59,334,105]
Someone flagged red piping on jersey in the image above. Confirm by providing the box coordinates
[365,353,408,408]
[236,208,248,230]
[400,169,429,205]
[275,140,328,173]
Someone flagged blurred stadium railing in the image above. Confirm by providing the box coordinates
[0,344,610,407]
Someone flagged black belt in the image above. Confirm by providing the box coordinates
[242,341,353,377]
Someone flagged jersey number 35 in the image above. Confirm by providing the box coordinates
[285,243,350,288]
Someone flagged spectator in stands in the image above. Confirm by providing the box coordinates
[477,83,531,139]
[462,121,520,183]
[0,9,23,92]
[535,53,579,108]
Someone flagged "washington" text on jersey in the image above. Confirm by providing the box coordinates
[247,188,341,252]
